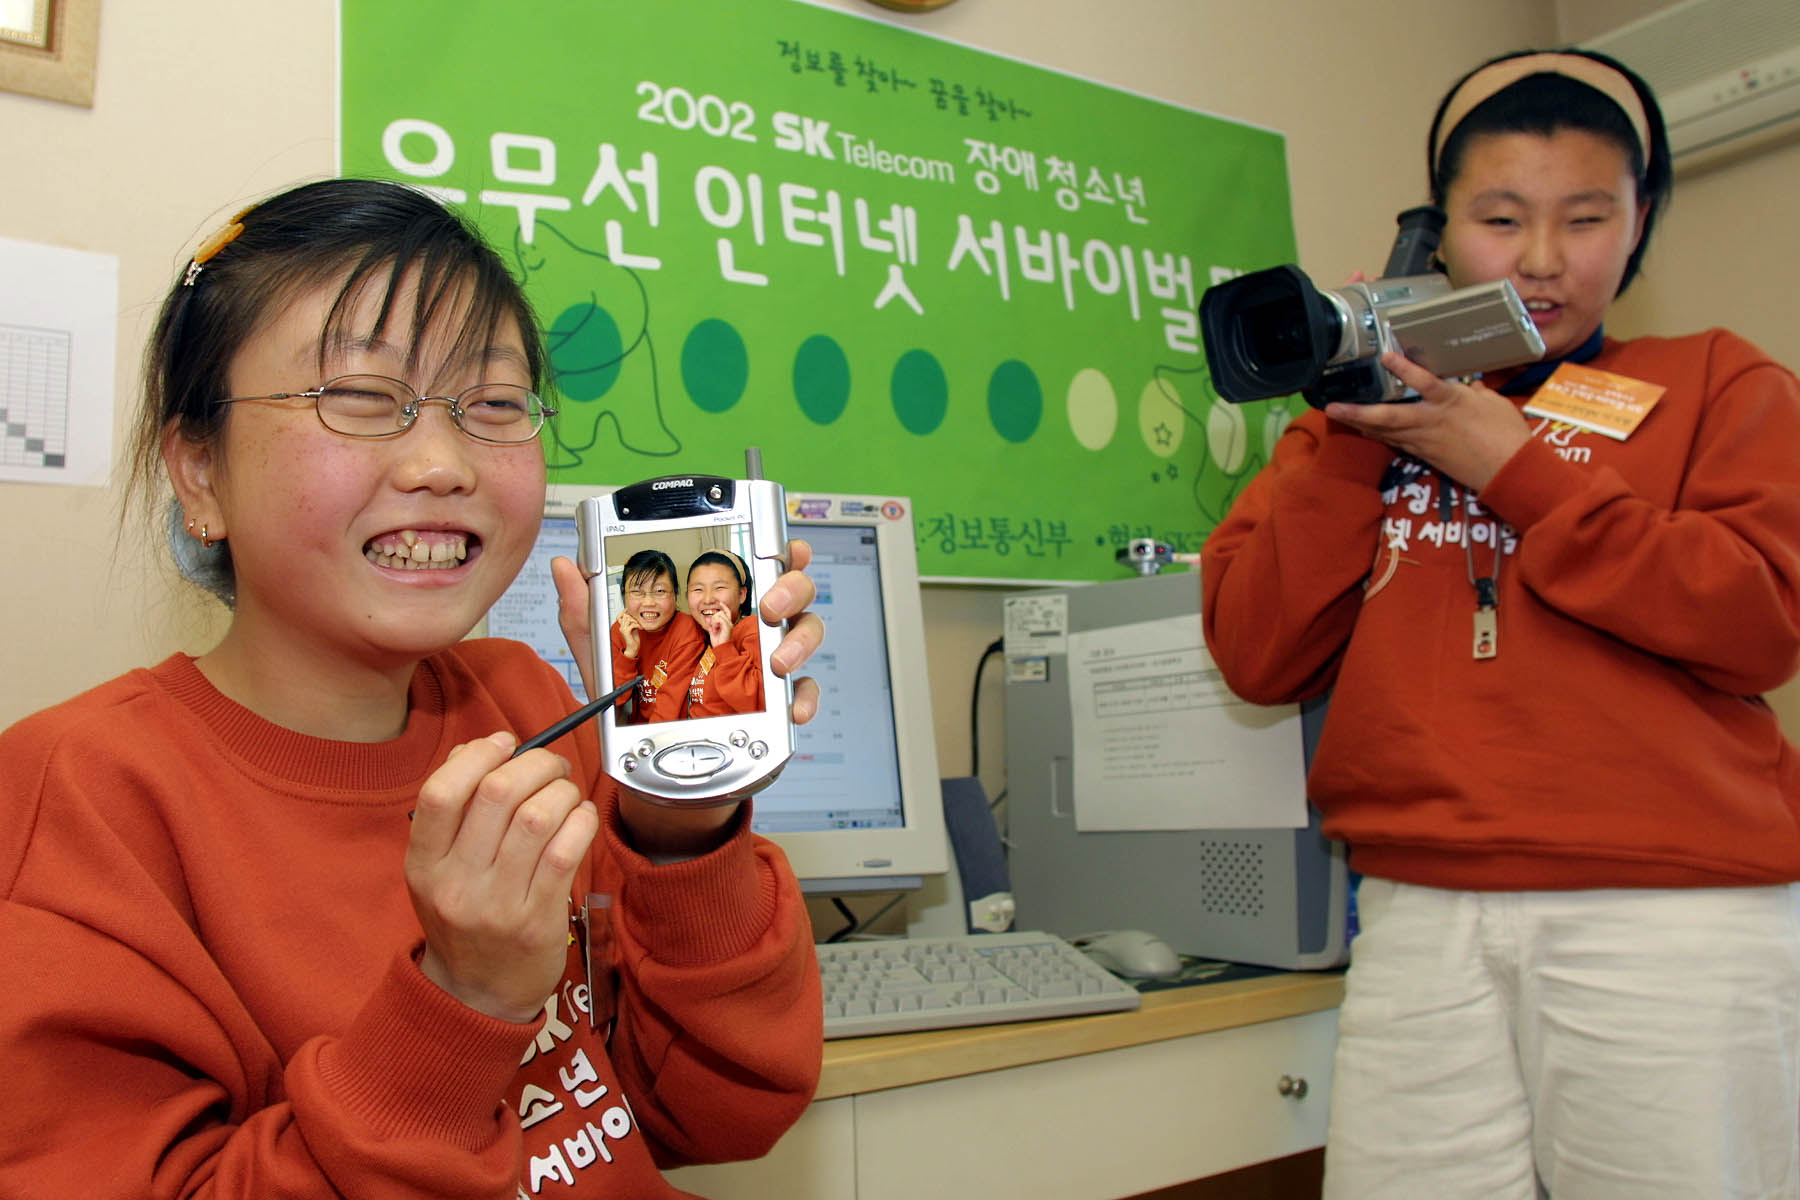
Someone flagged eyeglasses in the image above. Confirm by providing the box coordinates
[627,586,673,600]
[219,374,557,444]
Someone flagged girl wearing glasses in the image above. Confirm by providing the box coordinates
[0,179,824,1198]
[610,547,705,724]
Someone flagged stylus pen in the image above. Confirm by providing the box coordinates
[511,675,641,758]
[406,676,640,827]
[407,676,641,819]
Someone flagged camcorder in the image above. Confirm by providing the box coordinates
[1198,206,1544,408]
[575,449,794,806]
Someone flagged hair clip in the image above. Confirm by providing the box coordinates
[181,206,254,287]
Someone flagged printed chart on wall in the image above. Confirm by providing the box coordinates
[340,0,1301,581]
[0,237,118,488]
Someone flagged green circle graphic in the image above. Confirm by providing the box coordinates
[682,318,749,414]
[987,359,1042,444]
[546,303,624,403]
[1066,367,1118,451]
[891,349,948,436]
[793,335,851,426]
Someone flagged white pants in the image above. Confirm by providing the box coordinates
[1323,879,1800,1200]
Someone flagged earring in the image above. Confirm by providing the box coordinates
[199,524,217,549]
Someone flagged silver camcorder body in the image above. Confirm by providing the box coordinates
[1309,273,1544,404]
[1199,206,1545,408]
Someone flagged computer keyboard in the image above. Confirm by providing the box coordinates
[818,929,1142,1039]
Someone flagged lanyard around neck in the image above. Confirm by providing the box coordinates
[1498,325,1605,397]
[1437,476,1503,660]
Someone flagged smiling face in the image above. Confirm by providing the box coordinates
[687,561,745,625]
[173,267,546,675]
[1437,128,1647,362]
[623,566,676,632]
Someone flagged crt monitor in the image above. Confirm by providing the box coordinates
[482,485,948,896]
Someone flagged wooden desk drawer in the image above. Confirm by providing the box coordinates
[851,1009,1337,1200]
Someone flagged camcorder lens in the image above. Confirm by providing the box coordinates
[1197,208,1484,411]
[1199,264,1340,404]
[1244,299,1315,365]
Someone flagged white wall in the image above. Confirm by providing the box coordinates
[14,0,1794,796]
[2,0,336,722]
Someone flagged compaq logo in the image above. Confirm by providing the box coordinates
[651,478,693,490]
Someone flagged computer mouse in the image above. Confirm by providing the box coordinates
[1072,929,1182,979]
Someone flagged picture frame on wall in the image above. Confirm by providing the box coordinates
[0,0,100,107]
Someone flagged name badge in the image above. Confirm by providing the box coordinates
[1522,362,1664,441]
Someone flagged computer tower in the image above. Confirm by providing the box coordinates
[1003,570,1348,970]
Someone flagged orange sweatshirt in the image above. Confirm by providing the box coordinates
[686,617,764,719]
[0,640,821,1198]
[611,614,706,724]
[1203,329,1800,890]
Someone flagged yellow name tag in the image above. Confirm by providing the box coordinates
[1522,362,1665,441]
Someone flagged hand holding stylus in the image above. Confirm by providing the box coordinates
[406,731,596,1023]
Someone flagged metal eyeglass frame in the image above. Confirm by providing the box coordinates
[218,373,558,445]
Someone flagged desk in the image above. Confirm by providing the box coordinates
[666,970,1344,1199]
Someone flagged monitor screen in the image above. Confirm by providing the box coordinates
[483,486,947,895]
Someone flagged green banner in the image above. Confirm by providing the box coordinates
[341,0,1300,581]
